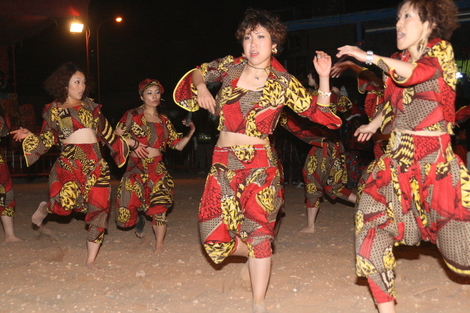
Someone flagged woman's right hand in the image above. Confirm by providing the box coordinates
[10,127,32,142]
[196,85,216,115]
[330,60,355,78]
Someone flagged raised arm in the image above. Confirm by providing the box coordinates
[336,45,415,80]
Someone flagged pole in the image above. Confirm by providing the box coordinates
[85,28,90,74]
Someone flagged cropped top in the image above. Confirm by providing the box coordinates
[22,98,129,167]
[173,55,341,141]
[116,105,182,151]
[376,38,456,134]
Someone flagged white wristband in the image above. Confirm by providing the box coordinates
[365,50,374,65]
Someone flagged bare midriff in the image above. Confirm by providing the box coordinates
[63,128,98,144]
[216,131,269,147]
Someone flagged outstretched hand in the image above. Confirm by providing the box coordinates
[336,45,367,63]
[354,124,376,142]
[10,127,32,142]
[331,60,355,78]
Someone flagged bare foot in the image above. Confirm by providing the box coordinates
[252,302,268,313]
[32,201,48,227]
[4,235,23,242]
[86,262,103,271]
[299,226,315,233]
[154,245,164,254]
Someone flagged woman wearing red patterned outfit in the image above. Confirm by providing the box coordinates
[173,8,341,312]
[0,113,21,242]
[11,62,131,269]
[115,79,195,253]
[337,1,469,312]
[279,93,357,234]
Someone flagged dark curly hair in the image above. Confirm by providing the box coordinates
[43,62,94,103]
[399,0,459,41]
[235,8,288,54]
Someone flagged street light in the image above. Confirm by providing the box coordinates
[96,17,123,103]
[69,20,90,74]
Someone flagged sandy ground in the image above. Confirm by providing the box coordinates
[1,172,470,313]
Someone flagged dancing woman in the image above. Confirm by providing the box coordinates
[336,1,469,312]
[11,62,131,269]
[173,8,341,312]
[115,79,195,253]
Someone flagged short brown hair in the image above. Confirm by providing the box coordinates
[235,8,288,54]
[399,0,459,40]
[43,62,94,103]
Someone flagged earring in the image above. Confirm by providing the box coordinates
[272,47,278,54]
[242,52,246,57]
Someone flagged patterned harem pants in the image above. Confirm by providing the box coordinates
[116,155,173,227]
[355,131,470,303]
[303,141,352,208]
[0,155,15,217]
[48,143,110,243]
[199,144,283,264]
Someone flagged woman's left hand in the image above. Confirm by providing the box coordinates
[134,143,149,158]
[313,51,332,78]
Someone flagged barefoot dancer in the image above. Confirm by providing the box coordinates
[279,91,356,233]
[11,62,131,269]
[337,1,470,312]
[0,113,22,242]
[115,79,195,253]
[173,8,341,312]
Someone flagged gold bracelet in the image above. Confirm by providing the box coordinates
[317,90,332,98]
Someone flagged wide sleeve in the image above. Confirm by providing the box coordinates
[173,55,232,112]
[115,111,134,140]
[380,40,456,88]
[22,117,57,167]
[163,116,182,150]
[279,111,324,145]
[284,76,342,129]
[95,106,129,168]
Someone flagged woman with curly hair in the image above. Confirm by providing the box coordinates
[336,1,469,311]
[11,62,133,269]
[173,8,341,312]
[115,79,195,253]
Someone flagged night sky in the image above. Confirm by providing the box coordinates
[13,0,401,121]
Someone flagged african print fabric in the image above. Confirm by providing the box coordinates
[116,155,173,227]
[173,55,342,141]
[356,132,470,303]
[0,116,14,217]
[279,111,352,207]
[199,144,283,264]
[48,143,110,243]
[115,107,182,228]
[355,39,470,304]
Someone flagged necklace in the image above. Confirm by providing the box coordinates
[246,63,271,80]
